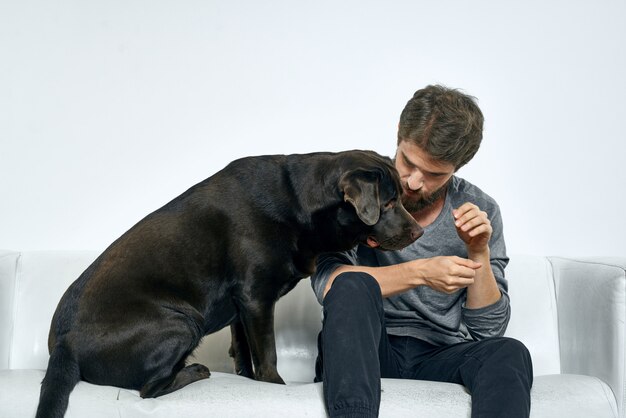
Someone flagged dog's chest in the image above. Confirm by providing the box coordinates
[276,277,302,299]
[291,251,316,277]
[273,257,314,299]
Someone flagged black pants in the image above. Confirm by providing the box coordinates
[315,272,534,418]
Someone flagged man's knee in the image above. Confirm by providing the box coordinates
[326,271,381,300]
[499,338,532,362]
[462,337,533,395]
[489,337,534,381]
[323,272,382,314]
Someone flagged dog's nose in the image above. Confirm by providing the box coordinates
[410,225,424,241]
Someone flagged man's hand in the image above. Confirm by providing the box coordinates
[453,202,492,255]
[416,256,482,294]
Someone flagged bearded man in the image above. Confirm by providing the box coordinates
[311,85,534,418]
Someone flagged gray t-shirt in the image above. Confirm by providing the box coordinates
[310,175,510,346]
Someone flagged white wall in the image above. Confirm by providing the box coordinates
[1,0,625,257]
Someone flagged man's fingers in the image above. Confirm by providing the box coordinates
[441,276,475,293]
[426,256,482,294]
[455,209,488,230]
[456,265,479,278]
[468,224,491,238]
[452,203,478,220]
[458,214,489,232]
[452,256,482,270]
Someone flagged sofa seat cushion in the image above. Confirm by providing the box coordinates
[0,370,617,417]
[0,369,123,418]
[116,374,472,417]
[529,374,618,418]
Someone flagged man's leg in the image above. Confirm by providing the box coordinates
[408,336,534,418]
[316,272,401,418]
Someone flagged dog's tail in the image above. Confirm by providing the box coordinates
[35,341,80,418]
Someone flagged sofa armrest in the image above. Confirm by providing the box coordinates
[549,257,625,418]
[0,251,20,370]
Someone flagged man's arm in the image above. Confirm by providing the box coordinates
[454,201,511,339]
[321,255,482,299]
[313,202,505,305]
[453,202,502,309]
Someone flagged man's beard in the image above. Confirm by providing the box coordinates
[401,179,451,213]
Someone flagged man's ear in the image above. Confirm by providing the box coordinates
[340,170,380,226]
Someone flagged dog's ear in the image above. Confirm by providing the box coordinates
[340,170,380,226]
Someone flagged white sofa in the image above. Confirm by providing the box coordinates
[0,250,624,418]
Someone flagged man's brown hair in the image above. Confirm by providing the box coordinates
[398,85,484,170]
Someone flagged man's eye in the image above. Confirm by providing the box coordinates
[426,172,444,178]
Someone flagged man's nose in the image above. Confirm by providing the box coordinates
[407,172,424,191]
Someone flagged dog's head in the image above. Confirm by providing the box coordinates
[338,151,423,251]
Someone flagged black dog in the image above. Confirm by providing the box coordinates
[36,150,422,418]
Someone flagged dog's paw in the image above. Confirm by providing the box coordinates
[255,368,285,385]
[185,363,211,379]
[235,365,255,379]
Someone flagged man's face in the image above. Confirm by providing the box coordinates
[394,141,455,213]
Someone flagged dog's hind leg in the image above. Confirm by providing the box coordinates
[229,319,255,379]
[140,362,211,398]
[138,314,210,398]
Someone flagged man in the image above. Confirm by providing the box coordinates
[310,85,533,418]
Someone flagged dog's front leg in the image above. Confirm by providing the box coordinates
[229,319,254,379]
[239,303,285,384]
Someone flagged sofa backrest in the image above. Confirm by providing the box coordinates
[504,255,561,375]
[0,250,562,383]
[0,251,99,370]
